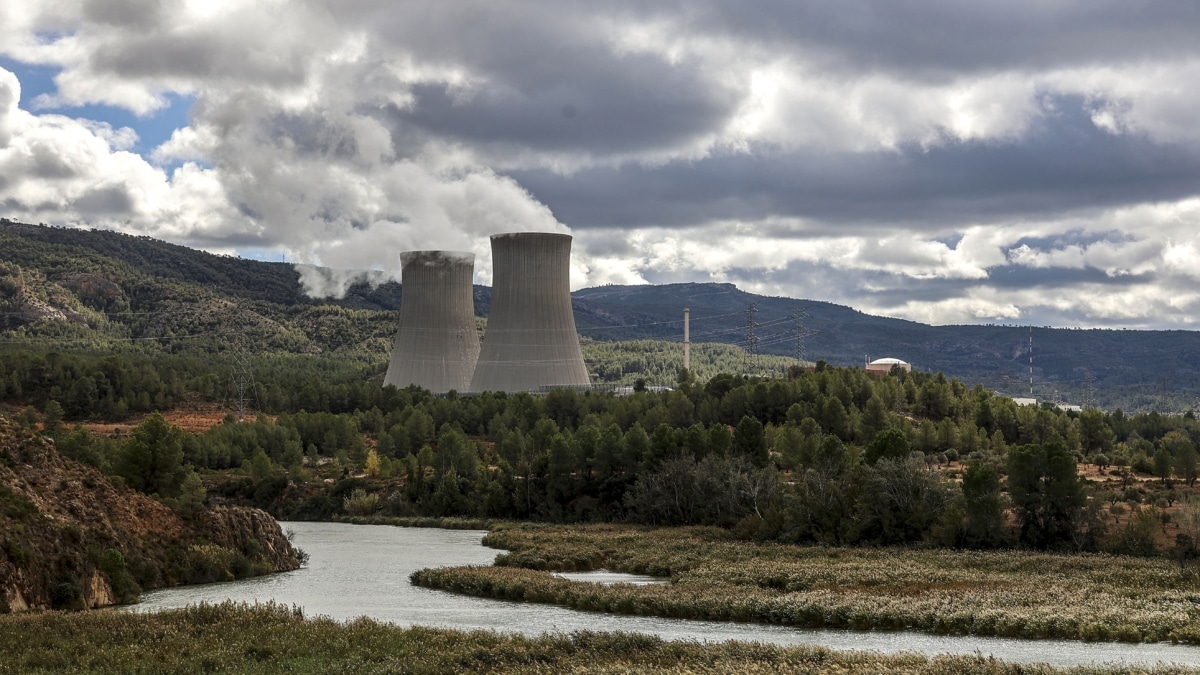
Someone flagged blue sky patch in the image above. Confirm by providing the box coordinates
[0,56,194,161]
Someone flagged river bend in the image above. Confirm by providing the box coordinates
[130,521,1200,668]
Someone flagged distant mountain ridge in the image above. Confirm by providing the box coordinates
[2,219,1198,411]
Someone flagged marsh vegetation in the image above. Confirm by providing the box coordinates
[2,601,1197,674]
[414,523,1200,645]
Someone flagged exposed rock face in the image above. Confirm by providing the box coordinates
[0,261,91,330]
[0,415,298,613]
[194,506,301,576]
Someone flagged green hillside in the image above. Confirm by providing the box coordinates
[2,219,1198,412]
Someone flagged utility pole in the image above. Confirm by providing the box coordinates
[743,303,759,375]
[683,307,691,372]
[1028,326,1034,397]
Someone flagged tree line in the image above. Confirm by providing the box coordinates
[16,359,1200,556]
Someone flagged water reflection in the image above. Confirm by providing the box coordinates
[131,522,1200,668]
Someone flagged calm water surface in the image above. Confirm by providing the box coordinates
[132,521,1200,668]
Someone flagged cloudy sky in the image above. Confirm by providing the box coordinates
[2,1,1199,329]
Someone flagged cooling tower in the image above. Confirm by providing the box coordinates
[469,233,590,393]
[384,251,480,394]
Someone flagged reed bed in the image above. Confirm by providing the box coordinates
[333,514,501,530]
[0,601,1192,674]
[410,523,1200,645]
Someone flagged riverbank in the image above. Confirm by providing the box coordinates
[412,523,1200,645]
[0,416,299,613]
[2,601,1196,674]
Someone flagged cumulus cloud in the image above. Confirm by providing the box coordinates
[1,1,1200,324]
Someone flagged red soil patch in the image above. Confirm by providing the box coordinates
[78,406,273,436]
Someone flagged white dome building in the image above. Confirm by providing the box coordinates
[865,357,911,374]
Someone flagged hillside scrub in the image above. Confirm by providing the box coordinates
[0,601,1196,674]
[413,523,1200,645]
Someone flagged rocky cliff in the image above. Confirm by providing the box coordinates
[0,415,299,612]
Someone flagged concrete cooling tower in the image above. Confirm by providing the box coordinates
[469,233,590,393]
[384,251,480,394]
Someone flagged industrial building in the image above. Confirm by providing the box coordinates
[469,232,591,393]
[384,250,480,394]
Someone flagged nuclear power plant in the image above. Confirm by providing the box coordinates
[383,234,591,395]
[469,232,591,393]
[383,250,480,394]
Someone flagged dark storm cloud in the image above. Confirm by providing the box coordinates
[73,184,134,215]
[82,0,165,30]
[830,267,1155,313]
[88,31,309,85]
[398,60,736,157]
[680,1,1200,77]
[346,2,742,162]
[512,97,1200,230]
[985,265,1155,290]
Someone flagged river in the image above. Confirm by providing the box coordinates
[130,521,1200,668]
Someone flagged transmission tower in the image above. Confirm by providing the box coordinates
[743,303,759,375]
[1083,371,1096,410]
[792,307,810,365]
[224,342,259,422]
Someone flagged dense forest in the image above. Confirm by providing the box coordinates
[7,354,1200,558]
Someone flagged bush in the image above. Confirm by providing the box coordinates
[2,539,29,566]
[98,548,141,604]
[51,580,82,609]
[343,488,381,516]
[1108,507,1161,557]
[0,485,39,520]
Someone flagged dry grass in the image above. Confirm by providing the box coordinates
[411,523,1200,644]
[1,602,1195,674]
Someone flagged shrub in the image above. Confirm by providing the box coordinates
[0,485,38,520]
[98,548,141,604]
[51,580,82,609]
[2,539,29,566]
[343,488,381,516]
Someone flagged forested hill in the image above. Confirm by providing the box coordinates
[2,219,1199,411]
[0,219,404,311]
[573,284,1200,411]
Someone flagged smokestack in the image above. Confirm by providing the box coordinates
[683,308,690,372]
[384,251,480,394]
[469,233,590,393]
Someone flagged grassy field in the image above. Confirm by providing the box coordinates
[1,602,1196,674]
[411,523,1200,645]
